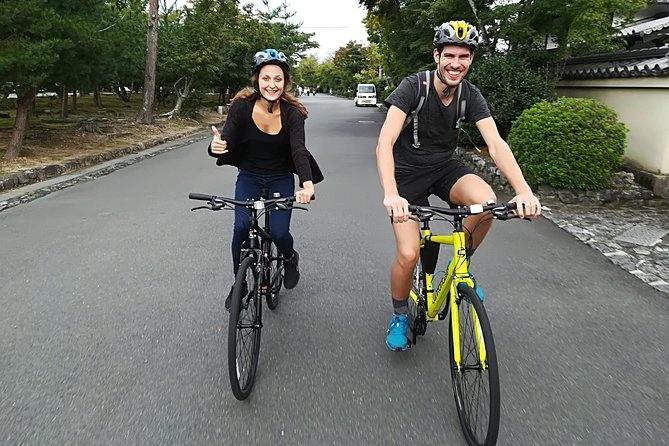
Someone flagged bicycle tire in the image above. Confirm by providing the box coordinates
[449,283,500,446]
[228,255,262,400]
[266,243,283,310]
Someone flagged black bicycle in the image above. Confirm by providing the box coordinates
[189,190,310,400]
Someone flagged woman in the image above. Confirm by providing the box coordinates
[209,49,324,310]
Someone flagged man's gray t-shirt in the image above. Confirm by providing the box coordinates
[384,72,491,172]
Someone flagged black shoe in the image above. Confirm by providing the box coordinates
[225,281,248,312]
[283,250,300,289]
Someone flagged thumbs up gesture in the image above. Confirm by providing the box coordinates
[210,125,228,154]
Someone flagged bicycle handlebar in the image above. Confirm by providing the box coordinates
[188,192,314,211]
[408,201,520,221]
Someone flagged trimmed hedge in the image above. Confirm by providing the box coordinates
[468,54,555,139]
[508,97,627,190]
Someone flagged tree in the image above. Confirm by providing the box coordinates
[157,0,242,117]
[326,42,371,96]
[98,0,147,105]
[294,55,320,90]
[359,0,495,81]
[137,0,159,124]
[0,0,105,159]
[253,0,319,61]
[491,0,649,58]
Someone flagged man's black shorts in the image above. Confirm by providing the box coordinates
[396,159,474,206]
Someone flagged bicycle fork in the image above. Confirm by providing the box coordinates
[448,231,487,372]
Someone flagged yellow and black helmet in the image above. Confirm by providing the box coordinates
[433,21,480,49]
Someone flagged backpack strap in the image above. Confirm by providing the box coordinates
[402,70,430,148]
[401,72,467,148]
[454,82,465,130]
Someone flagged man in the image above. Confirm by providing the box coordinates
[375,20,542,351]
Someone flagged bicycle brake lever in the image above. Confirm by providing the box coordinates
[191,204,224,211]
[292,205,309,212]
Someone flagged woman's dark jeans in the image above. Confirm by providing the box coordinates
[232,170,295,274]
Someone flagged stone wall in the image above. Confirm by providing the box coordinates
[0,132,197,193]
[455,147,658,206]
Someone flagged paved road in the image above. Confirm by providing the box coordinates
[1,94,668,445]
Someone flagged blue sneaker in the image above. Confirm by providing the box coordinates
[473,280,484,301]
[449,260,484,302]
[386,314,408,351]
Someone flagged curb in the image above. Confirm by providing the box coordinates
[0,128,206,193]
[0,129,210,213]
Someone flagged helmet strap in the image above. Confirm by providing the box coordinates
[258,92,278,113]
[435,54,459,98]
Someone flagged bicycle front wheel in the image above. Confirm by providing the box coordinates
[228,255,261,400]
[449,283,500,446]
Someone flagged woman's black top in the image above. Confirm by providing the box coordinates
[237,120,293,175]
[208,95,323,186]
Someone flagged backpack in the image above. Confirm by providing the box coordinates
[402,70,467,148]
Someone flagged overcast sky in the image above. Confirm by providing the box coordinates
[244,0,369,61]
[174,0,369,61]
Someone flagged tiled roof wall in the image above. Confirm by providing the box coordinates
[561,47,669,79]
[619,16,669,36]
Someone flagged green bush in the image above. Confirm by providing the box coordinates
[181,89,205,118]
[468,54,555,139]
[378,85,395,103]
[508,97,627,190]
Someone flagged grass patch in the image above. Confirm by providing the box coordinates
[0,93,224,176]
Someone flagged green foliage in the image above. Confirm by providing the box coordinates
[318,42,373,96]
[491,0,649,58]
[294,55,320,89]
[468,53,556,139]
[181,89,206,118]
[378,85,395,103]
[508,97,627,190]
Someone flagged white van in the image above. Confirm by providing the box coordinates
[354,83,377,107]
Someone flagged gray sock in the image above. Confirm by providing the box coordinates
[392,298,408,315]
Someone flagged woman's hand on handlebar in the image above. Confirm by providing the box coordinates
[210,126,228,155]
[296,181,314,204]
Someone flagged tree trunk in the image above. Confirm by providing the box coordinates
[116,85,130,102]
[160,77,192,118]
[72,89,77,114]
[4,87,36,160]
[136,0,159,124]
[61,85,69,118]
[94,86,103,107]
[467,0,491,56]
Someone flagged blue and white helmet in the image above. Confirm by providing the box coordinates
[252,49,290,74]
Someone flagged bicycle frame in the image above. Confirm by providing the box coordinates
[240,198,284,304]
[410,217,484,371]
[188,191,300,307]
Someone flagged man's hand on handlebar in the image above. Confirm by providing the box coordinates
[384,193,410,223]
[510,191,541,219]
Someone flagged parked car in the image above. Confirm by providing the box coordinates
[354,83,376,107]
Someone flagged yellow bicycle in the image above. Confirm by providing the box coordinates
[408,201,521,446]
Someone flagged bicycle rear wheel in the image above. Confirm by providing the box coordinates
[266,243,283,310]
[228,255,261,400]
[449,283,500,446]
